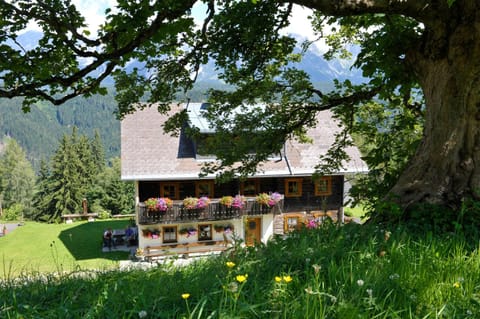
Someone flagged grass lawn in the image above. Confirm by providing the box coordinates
[0,219,134,278]
[2,222,480,318]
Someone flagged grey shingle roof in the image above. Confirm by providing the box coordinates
[121,103,367,181]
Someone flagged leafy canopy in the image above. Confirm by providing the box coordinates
[1,0,432,207]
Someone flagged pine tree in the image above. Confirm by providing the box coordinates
[31,159,55,221]
[0,138,35,215]
[91,130,106,173]
[48,133,84,222]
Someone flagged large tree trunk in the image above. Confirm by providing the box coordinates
[390,21,480,210]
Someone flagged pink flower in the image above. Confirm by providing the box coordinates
[306,220,317,229]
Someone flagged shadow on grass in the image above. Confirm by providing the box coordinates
[59,219,134,261]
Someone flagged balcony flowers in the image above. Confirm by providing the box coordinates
[219,195,234,207]
[232,195,246,209]
[157,197,173,211]
[256,192,282,207]
[220,195,245,209]
[145,197,173,211]
[145,198,158,211]
[197,196,211,209]
[183,196,210,210]
[183,197,198,210]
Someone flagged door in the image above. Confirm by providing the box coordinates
[245,217,261,246]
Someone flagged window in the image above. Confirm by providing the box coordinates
[285,178,303,197]
[312,211,327,223]
[240,179,259,196]
[284,214,304,232]
[163,226,177,243]
[160,183,179,199]
[198,224,212,241]
[314,176,332,196]
[196,181,214,197]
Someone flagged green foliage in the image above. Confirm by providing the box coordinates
[346,98,423,212]
[0,138,35,214]
[0,93,120,171]
[1,203,23,221]
[31,129,132,223]
[1,0,476,213]
[2,223,480,317]
[87,157,135,216]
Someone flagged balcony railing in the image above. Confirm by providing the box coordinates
[137,198,284,225]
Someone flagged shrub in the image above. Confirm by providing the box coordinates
[2,203,23,221]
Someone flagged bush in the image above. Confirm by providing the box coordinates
[91,202,111,219]
[2,203,23,221]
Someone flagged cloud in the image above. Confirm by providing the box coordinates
[283,5,331,54]
[71,0,117,34]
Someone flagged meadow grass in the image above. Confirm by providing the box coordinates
[1,221,480,318]
[0,219,133,279]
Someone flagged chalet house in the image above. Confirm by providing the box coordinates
[121,103,366,258]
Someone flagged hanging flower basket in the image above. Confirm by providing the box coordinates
[179,226,197,237]
[145,197,173,211]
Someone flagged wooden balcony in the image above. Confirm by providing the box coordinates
[137,198,284,225]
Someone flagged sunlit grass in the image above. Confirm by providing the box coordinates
[1,221,480,318]
[0,220,132,278]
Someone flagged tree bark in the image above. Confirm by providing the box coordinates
[390,18,480,210]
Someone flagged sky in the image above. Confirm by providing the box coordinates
[66,0,327,53]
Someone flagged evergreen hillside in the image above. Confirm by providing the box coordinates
[0,92,120,170]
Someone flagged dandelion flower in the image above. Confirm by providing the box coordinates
[366,289,373,297]
[275,276,282,283]
[312,264,321,274]
[138,310,148,318]
[182,293,190,299]
[453,282,461,288]
[227,281,238,292]
[236,274,247,283]
[283,275,293,283]
[357,279,364,286]
[226,261,236,268]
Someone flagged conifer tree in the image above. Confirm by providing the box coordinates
[31,159,55,221]
[88,157,134,216]
[91,130,106,173]
[0,138,35,215]
[48,133,84,221]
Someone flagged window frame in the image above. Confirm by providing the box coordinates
[198,224,213,241]
[195,180,215,198]
[240,179,259,197]
[160,182,180,199]
[284,178,303,197]
[314,176,332,196]
[283,213,304,233]
[162,226,178,243]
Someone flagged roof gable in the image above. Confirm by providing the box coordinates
[121,104,367,180]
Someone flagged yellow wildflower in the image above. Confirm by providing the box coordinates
[182,293,190,299]
[275,276,282,283]
[226,261,236,268]
[283,275,293,283]
[453,282,461,288]
[236,274,247,283]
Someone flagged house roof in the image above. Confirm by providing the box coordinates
[121,103,367,181]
